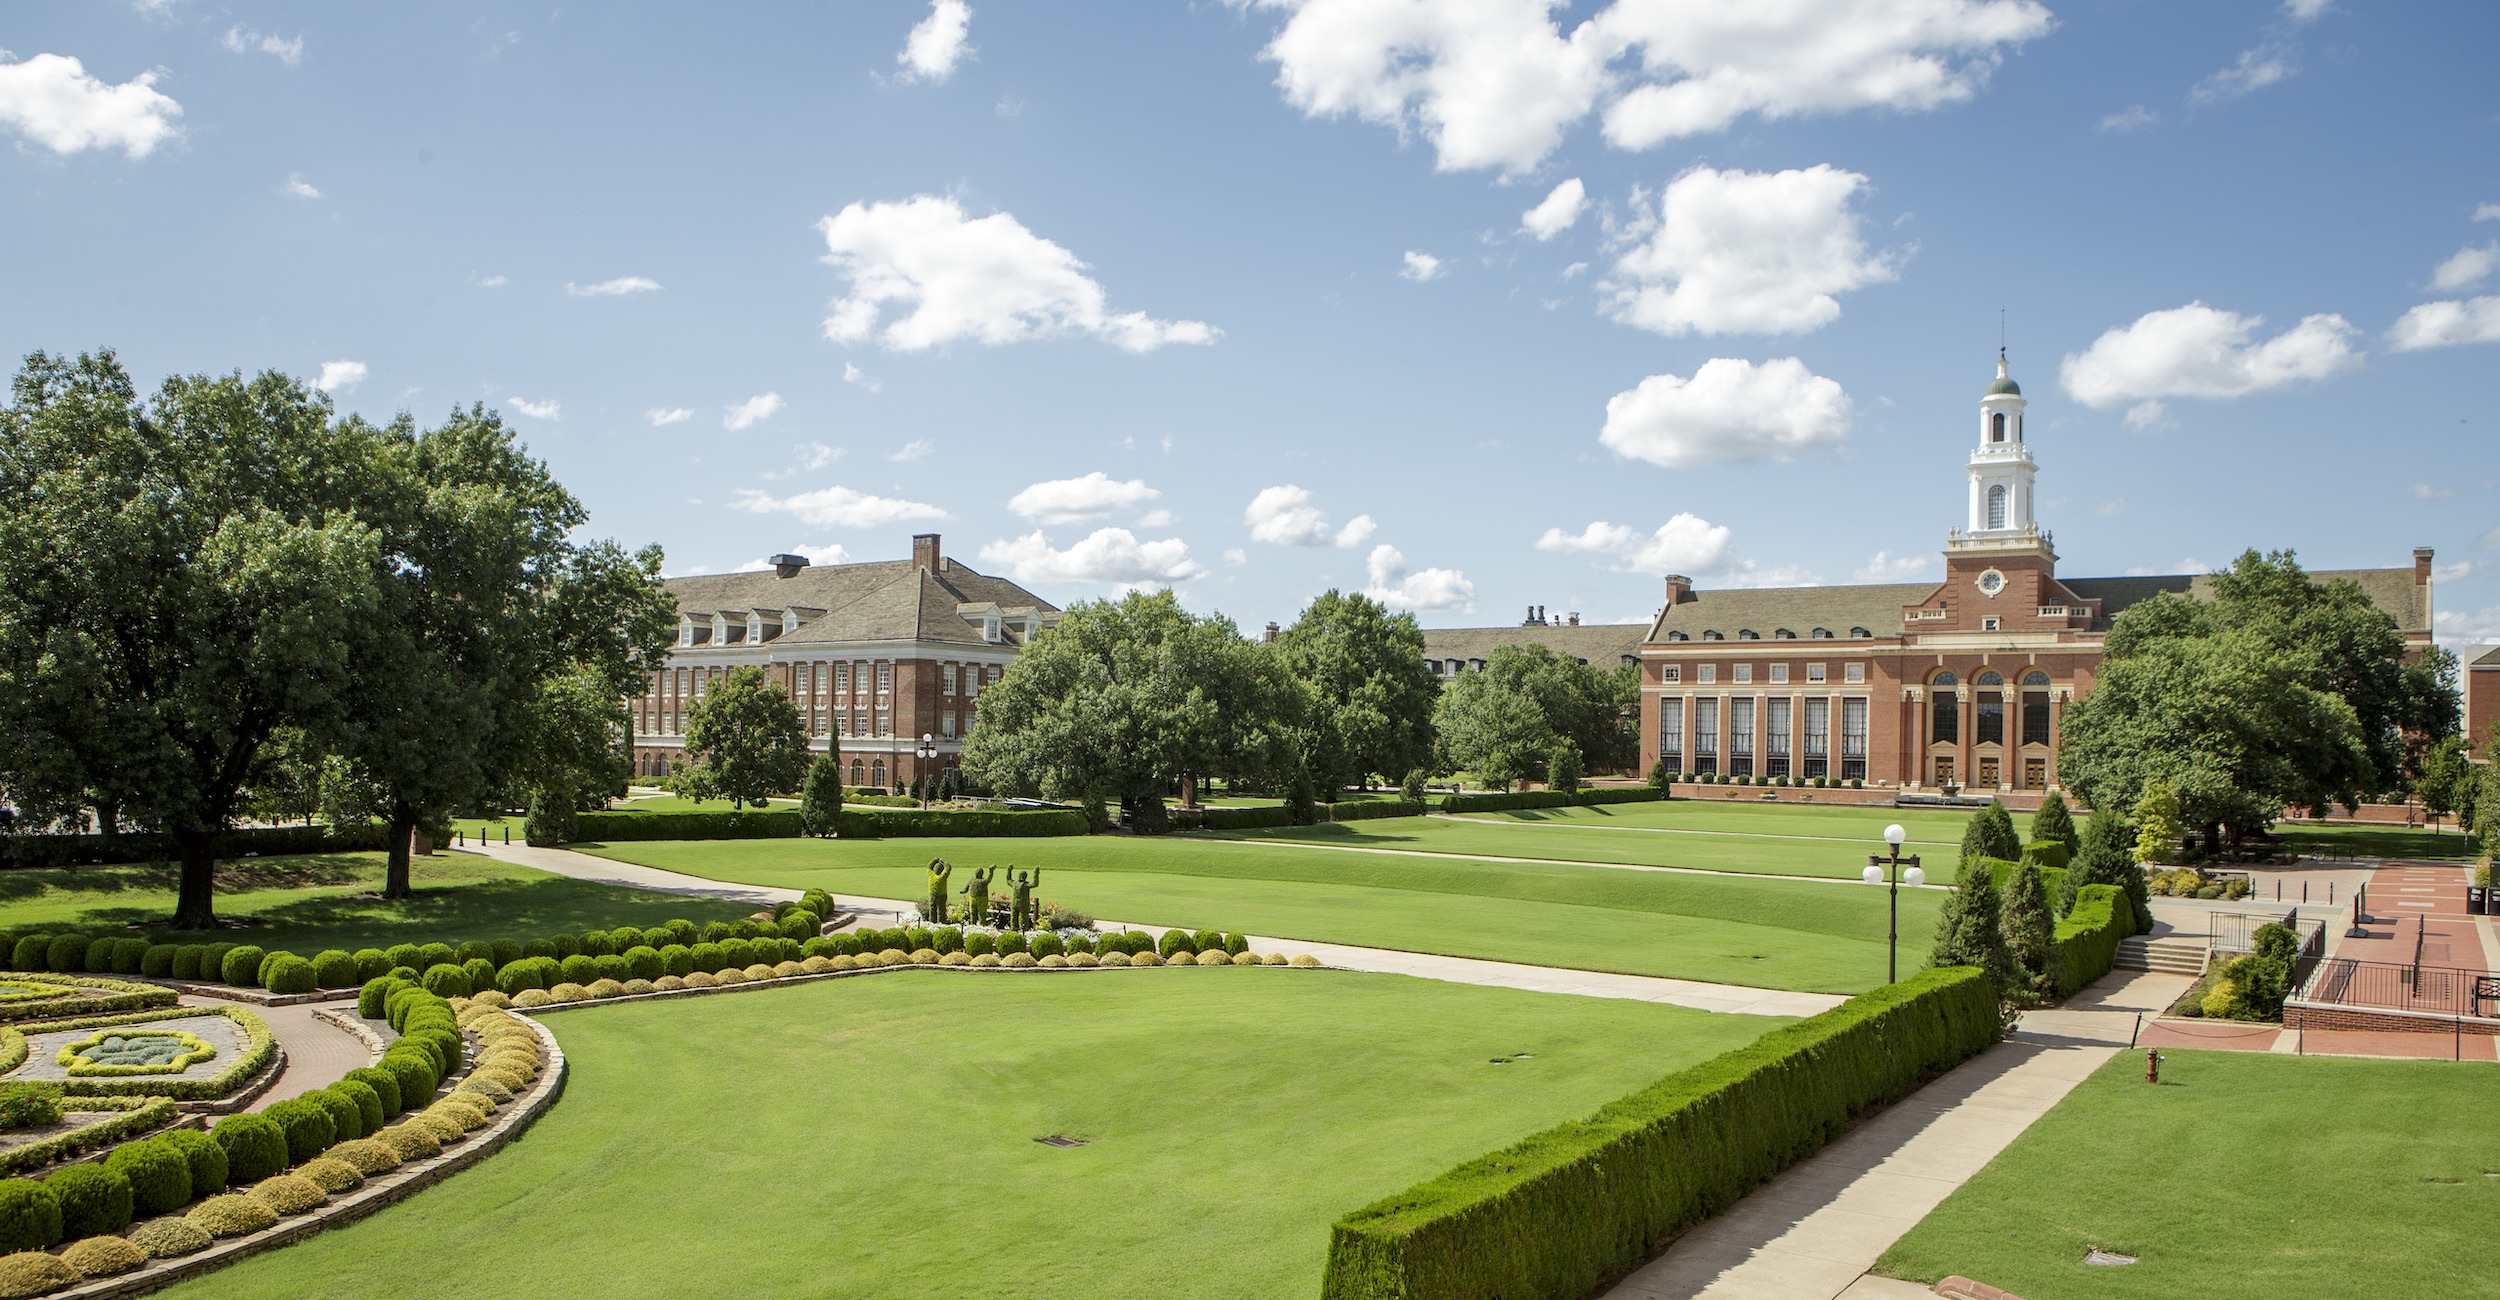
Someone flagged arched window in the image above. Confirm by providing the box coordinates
[849,759,865,786]
[1930,671,1959,745]
[1812,628,1833,639]
[2022,670,2050,686]
[1976,671,2004,744]
[1976,670,2004,686]
[871,760,888,789]
[1991,412,2006,442]
[2022,673,2053,745]
[1986,484,2008,529]
[1667,630,1689,642]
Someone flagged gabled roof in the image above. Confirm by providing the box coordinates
[2471,645,2500,668]
[1643,583,1937,644]
[665,558,1057,649]
[2063,567,2426,633]
[1419,623,1648,666]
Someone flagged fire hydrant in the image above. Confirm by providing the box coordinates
[2145,1048,2162,1084]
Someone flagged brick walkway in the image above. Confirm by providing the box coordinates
[178,994,376,1110]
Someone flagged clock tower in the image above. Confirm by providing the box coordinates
[1901,354,2101,637]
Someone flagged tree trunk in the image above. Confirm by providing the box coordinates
[173,829,218,929]
[2202,821,2222,857]
[384,799,417,899]
[97,799,121,841]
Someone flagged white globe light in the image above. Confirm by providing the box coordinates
[1904,866,1926,887]
[1884,823,1906,847]
[1862,865,1884,885]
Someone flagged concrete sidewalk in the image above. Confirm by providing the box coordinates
[1601,969,2189,1300]
[457,842,1844,1018]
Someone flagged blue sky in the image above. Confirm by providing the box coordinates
[4,1,2496,643]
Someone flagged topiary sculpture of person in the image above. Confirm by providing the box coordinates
[960,865,995,928]
[924,858,953,925]
[1006,867,1041,932]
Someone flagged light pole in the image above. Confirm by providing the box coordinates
[1862,823,1926,985]
[915,734,937,806]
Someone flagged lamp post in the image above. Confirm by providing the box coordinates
[1862,823,1926,984]
[915,734,937,807]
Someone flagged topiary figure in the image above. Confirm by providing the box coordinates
[105,1139,192,1218]
[157,1129,226,1199]
[211,1113,289,1185]
[1006,867,1041,931]
[62,1232,147,1278]
[0,1180,61,1254]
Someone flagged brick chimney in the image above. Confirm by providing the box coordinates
[1567,612,1580,627]
[1663,574,1692,605]
[2415,546,2435,585]
[1263,622,1280,643]
[769,553,810,579]
[913,533,941,572]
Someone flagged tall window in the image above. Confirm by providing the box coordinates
[1930,672,1959,744]
[1659,698,1684,768]
[1840,698,1867,782]
[2022,670,2053,746]
[1975,670,2004,745]
[943,665,959,696]
[836,664,850,697]
[1693,698,1720,775]
[875,663,892,699]
[1767,698,1791,778]
[1991,411,2005,442]
[1803,698,1830,779]
[1729,698,1755,777]
[1986,484,2008,529]
[941,710,957,739]
[797,664,811,696]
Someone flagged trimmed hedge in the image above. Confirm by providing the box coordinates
[1320,967,2000,1300]
[43,1007,276,1102]
[571,810,804,841]
[44,1162,132,1238]
[1200,806,1292,831]
[2047,884,2134,998]
[2020,841,2071,872]
[0,1096,180,1177]
[1439,787,1666,815]
[1325,800,1430,823]
[104,1137,193,1216]
[0,823,392,870]
[0,974,177,1024]
[210,1113,288,1184]
[834,808,1090,838]
[1976,856,2067,906]
[0,1179,61,1253]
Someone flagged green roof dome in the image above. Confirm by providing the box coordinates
[1985,375,2021,396]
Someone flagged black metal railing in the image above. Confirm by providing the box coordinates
[2296,957,2497,1018]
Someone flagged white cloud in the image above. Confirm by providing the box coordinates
[2477,204,2500,224]
[818,195,1215,352]
[282,173,321,199]
[1137,508,1175,528]
[1854,550,1938,582]
[2190,43,2295,104]
[1241,0,2047,174]
[2430,242,2498,293]
[889,438,935,463]
[567,276,662,298]
[0,52,183,158]
[979,528,1207,591]
[2060,302,2363,409]
[1521,178,1587,240]
[1398,250,1446,281]
[723,392,785,431]
[313,360,366,393]
[1601,165,1897,336]
[2388,297,2500,352]
[1009,472,1161,525]
[2125,558,2212,578]
[1363,544,1475,612]
[1599,357,1852,467]
[470,273,508,288]
[842,362,881,393]
[897,0,973,82]
[2433,604,2500,649]
[734,485,948,529]
[506,396,560,421]
[221,27,302,65]
[2123,401,2170,431]
[2410,483,2453,501]
[1244,485,1374,548]
[796,442,844,471]
[1223,547,1249,566]
[647,407,694,426]
[2099,105,2156,132]
[1536,515,1735,575]
[2282,0,2332,22]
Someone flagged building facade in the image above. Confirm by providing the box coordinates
[2469,646,2500,760]
[1636,356,2435,793]
[628,534,1059,791]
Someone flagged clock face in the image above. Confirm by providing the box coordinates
[1976,569,2006,597]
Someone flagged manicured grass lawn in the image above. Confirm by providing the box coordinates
[0,852,755,953]
[576,833,1942,994]
[1876,1049,2500,1298]
[1249,805,1973,880]
[2272,821,2479,862]
[167,970,1782,1300]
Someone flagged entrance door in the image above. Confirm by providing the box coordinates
[1977,756,2000,788]
[1932,756,1956,786]
[2024,758,2046,790]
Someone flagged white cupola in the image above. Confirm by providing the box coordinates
[1967,351,2037,538]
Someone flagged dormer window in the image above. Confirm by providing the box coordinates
[1774,628,1796,640]
[1702,630,1724,642]
[1812,628,1833,640]
[746,614,764,644]
[678,616,695,648]
[984,617,1002,643]
[1738,629,1760,641]
[1667,630,1689,642]
[1849,627,1872,639]
[711,614,729,644]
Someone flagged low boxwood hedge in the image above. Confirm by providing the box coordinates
[0,824,391,870]
[571,809,805,841]
[43,1007,275,1102]
[1320,966,1999,1300]
[1324,799,1429,823]
[0,1096,181,1177]
[2020,840,2071,872]
[1200,805,1292,830]
[0,974,177,1024]
[833,808,1090,838]
[1439,787,1665,814]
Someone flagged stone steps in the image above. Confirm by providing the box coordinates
[2114,936,2208,975]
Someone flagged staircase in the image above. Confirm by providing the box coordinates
[2114,934,2208,975]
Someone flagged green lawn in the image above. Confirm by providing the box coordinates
[167,969,1782,1300]
[1877,1049,2500,1298]
[0,852,756,953]
[575,832,1942,994]
[1251,805,1973,880]
[2271,820,2480,862]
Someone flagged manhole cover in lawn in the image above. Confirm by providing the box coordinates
[2082,1249,2137,1266]
[1034,1135,1089,1148]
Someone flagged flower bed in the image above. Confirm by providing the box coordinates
[7,1011,271,1103]
[55,1032,216,1079]
[0,1098,182,1178]
[0,979,177,1026]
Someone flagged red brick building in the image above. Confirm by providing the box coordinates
[1636,357,2435,794]
[628,534,1058,791]
[2469,646,2500,760]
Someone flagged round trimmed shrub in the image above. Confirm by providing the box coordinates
[420,963,472,1000]
[141,944,179,977]
[591,954,631,983]
[801,936,838,960]
[460,956,497,993]
[557,954,597,986]
[434,1092,493,1126]
[546,932,579,959]
[261,1097,336,1165]
[260,952,316,995]
[679,972,717,989]
[129,1215,213,1259]
[6,937,46,972]
[353,949,392,981]
[968,953,1000,967]
[330,1077,384,1135]
[662,918,699,946]
[585,978,626,999]
[658,944,695,977]
[1290,954,1323,967]
[1068,951,1099,967]
[454,940,494,967]
[1230,951,1262,965]
[719,939,758,969]
[186,1193,277,1239]
[1001,952,1036,968]
[521,937,558,961]
[488,939,522,968]
[158,1129,227,1198]
[1131,951,1163,967]
[775,958,809,975]
[511,988,552,1008]
[741,963,775,981]
[0,1180,61,1253]
[374,1123,440,1162]
[111,937,150,973]
[62,1232,147,1277]
[104,1139,192,1217]
[938,951,970,966]
[414,943,455,972]
[1028,932,1064,959]
[495,959,547,997]
[963,931,996,957]
[699,921,734,944]
[576,929,614,957]
[306,1086,363,1142]
[1038,954,1067,968]
[608,926,644,952]
[344,1066,401,1118]
[1156,930,1192,958]
[327,1138,402,1177]
[84,936,118,973]
[623,946,663,981]
[211,1113,288,1184]
[621,978,655,996]
[1100,951,1129,967]
[470,988,511,1009]
[409,1111,467,1144]
[198,943,236,980]
[45,934,90,973]
[546,982,590,1002]
[0,1251,77,1295]
[218,945,267,987]
[375,1051,438,1109]
[357,976,396,1019]
[654,975,685,991]
[1195,950,1231,966]
[994,930,1028,957]
[1191,929,1223,955]
[169,944,206,979]
[1224,932,1250,956]
[294,1156,362,1195]
[686,943,726,973]
[1062,933,1095,956]
[244,1173,323,1216]
[780,909,821,941]
[45,1163,132,1239]
[383,943,422,972]
[830,934,863,957]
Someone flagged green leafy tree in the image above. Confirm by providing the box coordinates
[2063,808,2149,932]
[1430,644,1636,785]
[242,728,328,829]
[2028,791,2080,861]
[1284,766,1320,826]
[2001,862,2054,992]
[1958,799,2021,868]
[2132,782,2180,865]
[0,352,384,927]
[1549,742,1583,795]
[1400,768,1427,802]
[800,753,843,836]
[962,591,1306,821]
[1271,590,1439,789]
[2415,734,2471,831]
[674,666,809,809]
[1928,859,2012,991]
[1433,672,1555,790]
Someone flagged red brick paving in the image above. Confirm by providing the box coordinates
[2297,1028,2499,1061]
[2140,1020,2279,1053]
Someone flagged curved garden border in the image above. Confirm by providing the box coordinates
[510,951,1332,1016]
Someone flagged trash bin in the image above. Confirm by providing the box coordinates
[2469,885,2488,916]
